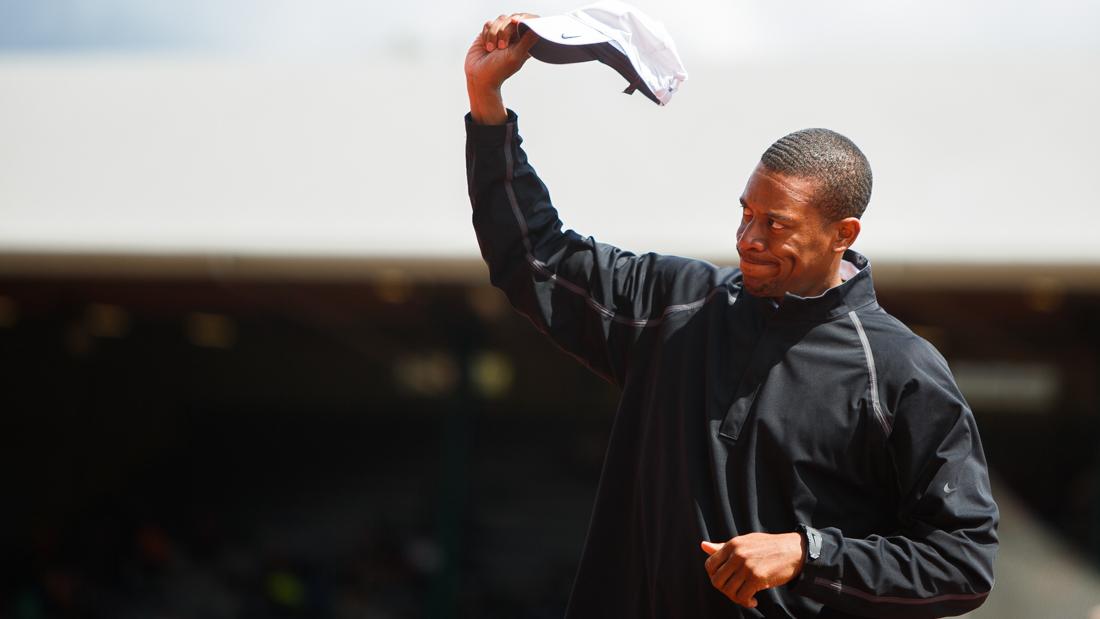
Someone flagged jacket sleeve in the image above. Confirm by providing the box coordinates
[465,110,727,386]
[791,343,999,618]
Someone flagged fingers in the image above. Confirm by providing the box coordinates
[710,550,741,591]
[715,564,760,608]
[703,541,730,573]
[496,14,514,50]
[703,542,741,594]
[733,577,762,609]
[483,14,514,52]
[702,539,759,609]
[480,18,493,52]
[481,13,538,52]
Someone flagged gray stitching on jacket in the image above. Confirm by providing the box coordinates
[813,577,989,605]
[848,310,892,437]
[503,128,533,254]
[501,124,718,328]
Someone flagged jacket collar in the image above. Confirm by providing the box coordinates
[749,249,877,323]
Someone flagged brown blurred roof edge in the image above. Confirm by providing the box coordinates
[1,251,1099,291]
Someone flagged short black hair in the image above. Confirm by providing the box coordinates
[760,128,872,221]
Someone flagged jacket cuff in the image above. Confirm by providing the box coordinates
[464,109,519,147]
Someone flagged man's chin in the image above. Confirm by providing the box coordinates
[742,276,777,298]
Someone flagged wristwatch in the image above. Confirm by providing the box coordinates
[797,523,823,562]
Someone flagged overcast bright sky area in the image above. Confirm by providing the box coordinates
[3,0,1099,58]
[1,0,1098,264]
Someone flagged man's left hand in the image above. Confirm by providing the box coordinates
[701,532,806,609]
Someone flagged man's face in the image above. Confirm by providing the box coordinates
[736,163,845,299]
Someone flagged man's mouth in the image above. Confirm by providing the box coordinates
[739,254,776,267]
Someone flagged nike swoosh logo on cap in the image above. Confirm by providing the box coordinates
[561,33,583,39]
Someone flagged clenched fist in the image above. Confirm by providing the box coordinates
[465,13,539,125]
[701,532,806,609]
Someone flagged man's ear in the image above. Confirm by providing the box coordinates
[833,217,861,253]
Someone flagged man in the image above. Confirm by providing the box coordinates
[464,13,998,618]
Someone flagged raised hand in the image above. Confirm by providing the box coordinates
[465,13,539,125]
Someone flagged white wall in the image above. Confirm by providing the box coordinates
[1,1,1098,264]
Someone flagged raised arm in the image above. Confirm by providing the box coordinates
[464,14,731,386]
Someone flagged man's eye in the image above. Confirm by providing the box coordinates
[769,219,783,230]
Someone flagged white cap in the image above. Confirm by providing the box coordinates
[518,1,688,106]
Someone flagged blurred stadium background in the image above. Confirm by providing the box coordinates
[1,0,1099,617]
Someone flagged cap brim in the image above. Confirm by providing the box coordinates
[517,16,663,106]
[520,15,611,47]
[518,16,613,65]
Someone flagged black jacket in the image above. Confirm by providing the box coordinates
[465,111,998,618]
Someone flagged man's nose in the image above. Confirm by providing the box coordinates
[737,220,766,254]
